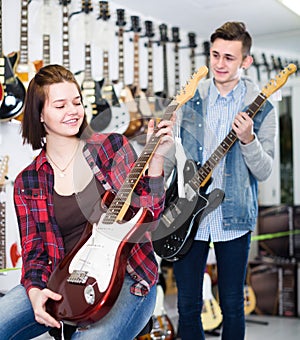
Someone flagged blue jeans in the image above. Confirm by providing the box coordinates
[173,232,251,340]
[0,273,156,339]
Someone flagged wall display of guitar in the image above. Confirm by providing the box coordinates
[152,63,297,262]
[79,0,113,131]
[114,9,141,137]
[94,1,130,134]
[201,272,222,331]
[0,0,26,121]
[123,15,151,139]
[15,0,37,88]
[0,156,21,288]
[188,32,197,75]
[172,27,181,96]
[155,23,171,115]
[33,0,52,71]
[46,66,208,326]
[134,19,156,146]
[136,284,175,340]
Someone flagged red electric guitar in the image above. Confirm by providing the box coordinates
[46,66,208,327]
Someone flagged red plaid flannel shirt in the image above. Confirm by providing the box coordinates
[14,133,165,296]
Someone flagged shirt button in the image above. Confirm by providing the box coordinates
[198,123,202,127]
[196,101,200,105]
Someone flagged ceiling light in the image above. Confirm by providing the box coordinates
[277,0,300,16]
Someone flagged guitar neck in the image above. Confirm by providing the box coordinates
[84,43,92,80]
[102,50,109,84]
[190,48,196,75]
[43,34,50,66]
[162,43,169,97]
[118,27,125,84]
[174,44,180,94]
[146,39,154,96]
[132,33,140,89]
[19,0,29,65]
[104,102,178,223]
[0,185,6,269]
[190,92,268,190]
[62,3,70,69]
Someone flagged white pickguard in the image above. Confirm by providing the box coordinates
[69,208,143,292]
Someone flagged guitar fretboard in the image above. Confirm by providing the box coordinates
[103,102,178,224]
[19,0,29,65]
[190,92,267,191]
[43,34,50,66]
[62,3,70,69]
[0,186,6,269]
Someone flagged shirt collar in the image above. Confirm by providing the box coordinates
[209,78,245,106]
[35,148,48,171]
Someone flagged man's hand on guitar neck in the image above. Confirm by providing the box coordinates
[232,111,255,145]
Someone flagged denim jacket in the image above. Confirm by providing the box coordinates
[167,77,277,231]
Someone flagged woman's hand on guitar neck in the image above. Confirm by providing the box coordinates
[148,115,175,177]
[28,287,62,329]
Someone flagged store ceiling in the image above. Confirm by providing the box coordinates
[110,0,300,56]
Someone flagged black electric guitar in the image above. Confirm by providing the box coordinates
[46,66,208,327]
[96,1,129,134]
[80,0,112,131]
[152,64,297,261]
[0,0,26,121]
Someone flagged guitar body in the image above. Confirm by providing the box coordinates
[0,53,26,121]
[122,85,143,137]
[47,191,153,326]
[152,160,224,261]
[82,78,112,132]
[136,284,175,340]
[97,79,130,134]
[201,273,222,331]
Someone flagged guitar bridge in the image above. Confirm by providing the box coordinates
[67,270,88,285]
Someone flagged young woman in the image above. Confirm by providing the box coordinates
[0,64,174,339]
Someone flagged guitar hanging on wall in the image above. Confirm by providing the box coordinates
[95,0,130,134]
[80,0,113,131]
[123,15,151,138]
[152,63,297,262]
[46,66,208,327]
[0,0,26,121]
[0,156,21,284]
[171,26,181,96]
[155,23,171,115]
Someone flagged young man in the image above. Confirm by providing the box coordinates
[167,22,277,340]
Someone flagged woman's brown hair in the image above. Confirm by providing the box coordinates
[22,64,91,150]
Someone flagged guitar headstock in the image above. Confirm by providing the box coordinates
[145,20,155,38]
[175,66,208,107]
[81,0,93,14]
[99,1,110,21]
[261,64,297,98]
[130,16,141,33]
[171,27,180,43]
[116,9,126,27]
[59,0,71,5]
[188,32,197,48]
[0,156,9,187]
[159,24,169,43]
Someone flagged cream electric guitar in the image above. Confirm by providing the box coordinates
[201,272,222,331]
[0,156,21,294]
[46,66,208,327]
